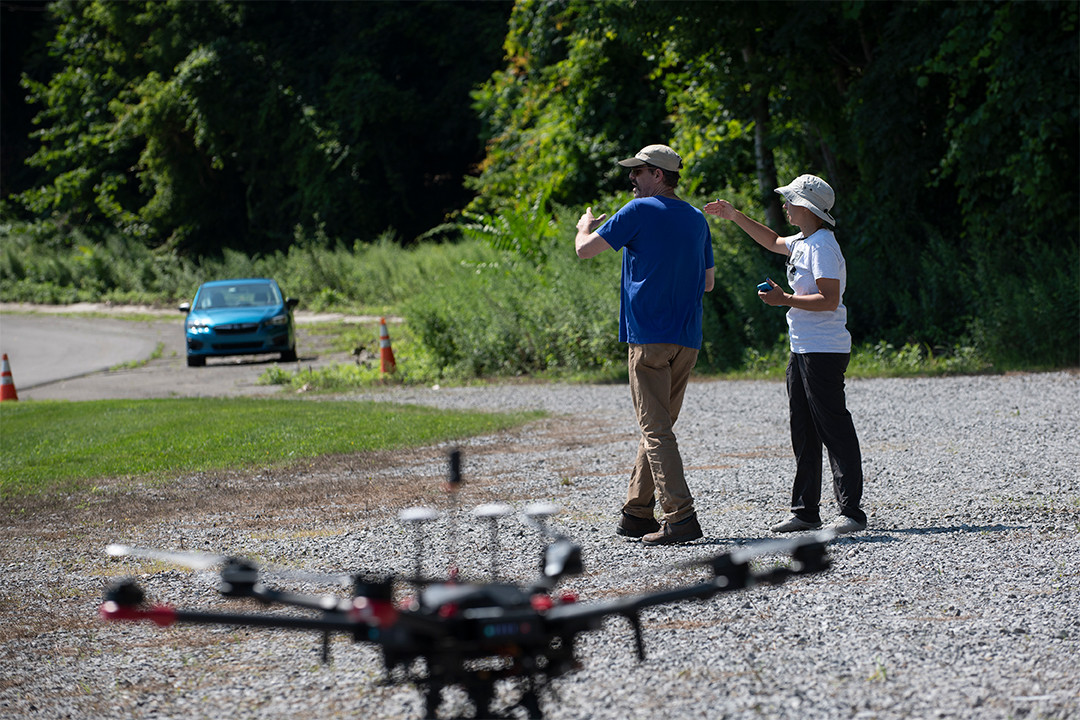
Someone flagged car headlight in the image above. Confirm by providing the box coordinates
[186,322,211,334]
[265,314,290,327]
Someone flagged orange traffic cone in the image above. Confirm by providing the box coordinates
[379,318,396,373]
[1,354,18,401]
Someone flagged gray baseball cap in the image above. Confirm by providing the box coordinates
[617,144,683,172]
[775,174,836,225]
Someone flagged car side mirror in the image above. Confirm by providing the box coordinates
[179,302,191,313]
[285,298,299,310]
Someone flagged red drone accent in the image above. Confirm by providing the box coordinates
[100,601,178,627]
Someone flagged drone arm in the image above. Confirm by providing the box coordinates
[543,567,781,661]
[100,579,400,634]
[619,581,730,613]
[100,602,179,627]
[244,585,347,614]
[101,601,371,633]
[617,548,829,614]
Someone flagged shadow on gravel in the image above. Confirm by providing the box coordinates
[825,533,898,544]
[657,524,1018,552]
[687,535,873,549]
[692,535,777,548]
[888,523,1018,534]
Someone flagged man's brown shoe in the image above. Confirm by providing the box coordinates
[641,514,703,546]
[616,512,661,538]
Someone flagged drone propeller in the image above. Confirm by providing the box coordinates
[473,503,512,582]
[106,544,228,570]
[105,543,365,591]
[683,530,835,587]
[669,529,836,574]
[106,544,268,597]
[726,529,835,566]
[400,506,440,590]
[522,502,562,539]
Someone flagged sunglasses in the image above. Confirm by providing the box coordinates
[786,238,803,281]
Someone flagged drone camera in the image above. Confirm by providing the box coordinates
[352,573,394,602]
[542,539,583,580]
[218,559,261,597]
[791,541,830,574]
[708,553,751,589]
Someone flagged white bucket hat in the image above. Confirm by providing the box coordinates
[775,174,836,225]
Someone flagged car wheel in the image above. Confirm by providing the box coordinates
[280,347,297,362]
[187,355,206,367]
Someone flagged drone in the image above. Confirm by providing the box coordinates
[100,449,833,719]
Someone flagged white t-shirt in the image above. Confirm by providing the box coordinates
[783,228,851,354]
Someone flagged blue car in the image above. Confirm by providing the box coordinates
[179,279,298,367]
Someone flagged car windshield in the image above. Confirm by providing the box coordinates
[196,283,281,309]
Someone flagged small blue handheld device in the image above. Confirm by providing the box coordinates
[756,280,773,293]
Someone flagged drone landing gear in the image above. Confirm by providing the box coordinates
[390,656,546,720]
[420,676,545,720]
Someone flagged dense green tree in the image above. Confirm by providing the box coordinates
[469,0,1078,367]
[1,0,51,200]
[914,1,1079,364]
[466,0,672,214]
[13,0,511,255]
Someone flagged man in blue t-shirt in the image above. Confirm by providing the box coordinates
[575,144,715,546]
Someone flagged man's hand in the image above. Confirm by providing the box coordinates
[575,206,612,259]
[703,199,737,220]
[577,207,608,235]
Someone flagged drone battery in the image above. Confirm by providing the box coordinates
[466,610,544,647]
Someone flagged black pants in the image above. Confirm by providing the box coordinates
[786,352,866,525]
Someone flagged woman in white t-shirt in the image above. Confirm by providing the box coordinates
[705,175,867,535]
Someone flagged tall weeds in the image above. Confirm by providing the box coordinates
[1,203,1065,380]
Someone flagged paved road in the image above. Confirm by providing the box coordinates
[0,314,173,390]
[0,307,366,401]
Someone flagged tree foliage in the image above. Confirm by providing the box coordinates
[466,0,672,213]
[14,0,511,255]
[469,0,1078,367]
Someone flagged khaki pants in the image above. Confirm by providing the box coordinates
[624,343,698,524]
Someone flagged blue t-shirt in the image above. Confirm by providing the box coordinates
[597,196,714,349]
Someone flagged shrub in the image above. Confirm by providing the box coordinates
[402,208,624,380]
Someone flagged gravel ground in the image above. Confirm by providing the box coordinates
[1,371,1078,720]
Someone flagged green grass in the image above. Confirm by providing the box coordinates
[0,398,542,499]
[715,337,993,381]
